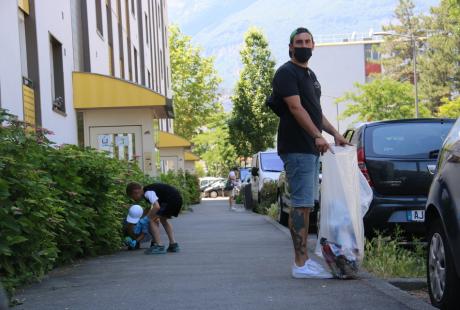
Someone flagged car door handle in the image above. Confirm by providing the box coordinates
[427,164,437,175]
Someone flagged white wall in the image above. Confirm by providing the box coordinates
[35,0,78,145]
[86,0,110,75]
[310,43,365,136]
[0,1,24,118]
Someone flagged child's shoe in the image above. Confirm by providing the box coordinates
[144,244,166,255]
[167,243,180,253]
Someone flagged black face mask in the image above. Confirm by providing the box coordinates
[293,47,312,63]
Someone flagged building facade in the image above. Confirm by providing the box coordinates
[310,37,382,134]
[0,0,179,176]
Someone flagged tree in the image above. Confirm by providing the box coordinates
[228,28,277,158]
[336,75,431,122]
[377,0,425,83]
[437,97,460,118]
[418,0,460,111]
[169,25,222,140]
[192,111,237,177]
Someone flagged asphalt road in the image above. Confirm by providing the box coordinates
[14,199,434,310]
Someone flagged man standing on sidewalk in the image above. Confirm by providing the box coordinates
[273,27,350,278]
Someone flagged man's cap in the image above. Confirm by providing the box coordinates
[127,204,143,224]
[290,27,313,43]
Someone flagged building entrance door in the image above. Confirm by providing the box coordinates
[89,126,143,169]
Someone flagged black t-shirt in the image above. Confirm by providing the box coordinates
[273,61,323,155]
[143,183,183,217]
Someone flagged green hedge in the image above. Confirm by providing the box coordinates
[0,109,200,297]
[254,181,278,215]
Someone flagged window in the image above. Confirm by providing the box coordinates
[134,47,138,83]
[50,35,65,113]
[366,122,453,158]
[147,70,151,88]
[108,46,114,76]
[120,58,125,79]
[95,0,103,36]
[145,13,149,44]
[18,11,28,77]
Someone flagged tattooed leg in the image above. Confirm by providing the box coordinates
[289,207,310,266]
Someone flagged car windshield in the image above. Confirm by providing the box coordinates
[260,152,283,172]
[366,122,454,158]
[239,168,250,181]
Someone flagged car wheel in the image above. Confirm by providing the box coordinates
[278,194,289,226]
[210,191,218,199]
[427,219,460,309]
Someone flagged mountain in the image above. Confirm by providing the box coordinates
[169,0,439,96]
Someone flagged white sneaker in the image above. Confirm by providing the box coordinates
[292,261,333,279]
[305,258,326,271]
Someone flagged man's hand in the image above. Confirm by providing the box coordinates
[315,136,330,154]
[333,133,352,147]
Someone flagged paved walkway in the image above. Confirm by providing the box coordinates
[15,199,434,310]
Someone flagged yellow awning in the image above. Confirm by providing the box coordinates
[18,0,29,15]
[157,131,191,148]
[73,72,168,115]
[184,151,200,161]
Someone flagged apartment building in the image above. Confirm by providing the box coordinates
[310,34,382,134]
[0,0,198,175]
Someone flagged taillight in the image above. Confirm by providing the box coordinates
[357,147,373,187]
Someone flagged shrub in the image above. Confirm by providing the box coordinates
[267,203,279,220]
[254,181,277,215]
[0,109,200,297]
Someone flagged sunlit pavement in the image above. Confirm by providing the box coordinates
[14,200,434,310]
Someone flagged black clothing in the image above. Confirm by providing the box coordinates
[143,183,183,218]
[273,61,323,155]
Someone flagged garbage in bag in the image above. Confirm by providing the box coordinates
[315,145,373,279]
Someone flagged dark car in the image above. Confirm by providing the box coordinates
[425,118,460,309]
[277,171,319,233]
[343,118,455,237]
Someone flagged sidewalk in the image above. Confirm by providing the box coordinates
[14,199,434,310]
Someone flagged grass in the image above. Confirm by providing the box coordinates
[363,229,426,278]
[267,203,279,220]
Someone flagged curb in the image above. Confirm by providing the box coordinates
[262,215,435,310]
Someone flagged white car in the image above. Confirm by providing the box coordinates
[249,150,283,205]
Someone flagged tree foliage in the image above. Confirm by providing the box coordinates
[228,28,277,158]
[336,75,431,122]
[169,25,222,140]
[437,97,460,118]
[192,111,237,177]
[377,0,425,83]
[418,0,460,111]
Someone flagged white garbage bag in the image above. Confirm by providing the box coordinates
[315,145,372,279]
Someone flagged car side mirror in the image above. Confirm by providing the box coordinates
[251,167,259,177]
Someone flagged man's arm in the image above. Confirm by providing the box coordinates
[284,95,329,154]
[322,115,352,146]
[147,201,161,219]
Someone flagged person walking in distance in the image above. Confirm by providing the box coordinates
[273,27,351,278]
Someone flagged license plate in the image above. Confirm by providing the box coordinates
[407,210,425,222]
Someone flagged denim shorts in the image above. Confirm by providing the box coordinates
[280,153,320,208]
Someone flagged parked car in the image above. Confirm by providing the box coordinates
[246,150,283,208]
[239,167,250,183]
[425,118,460,309]
[199,177,223,192]
[277,170,320,233]
[203,180,226,198]
[343,118,455,238]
